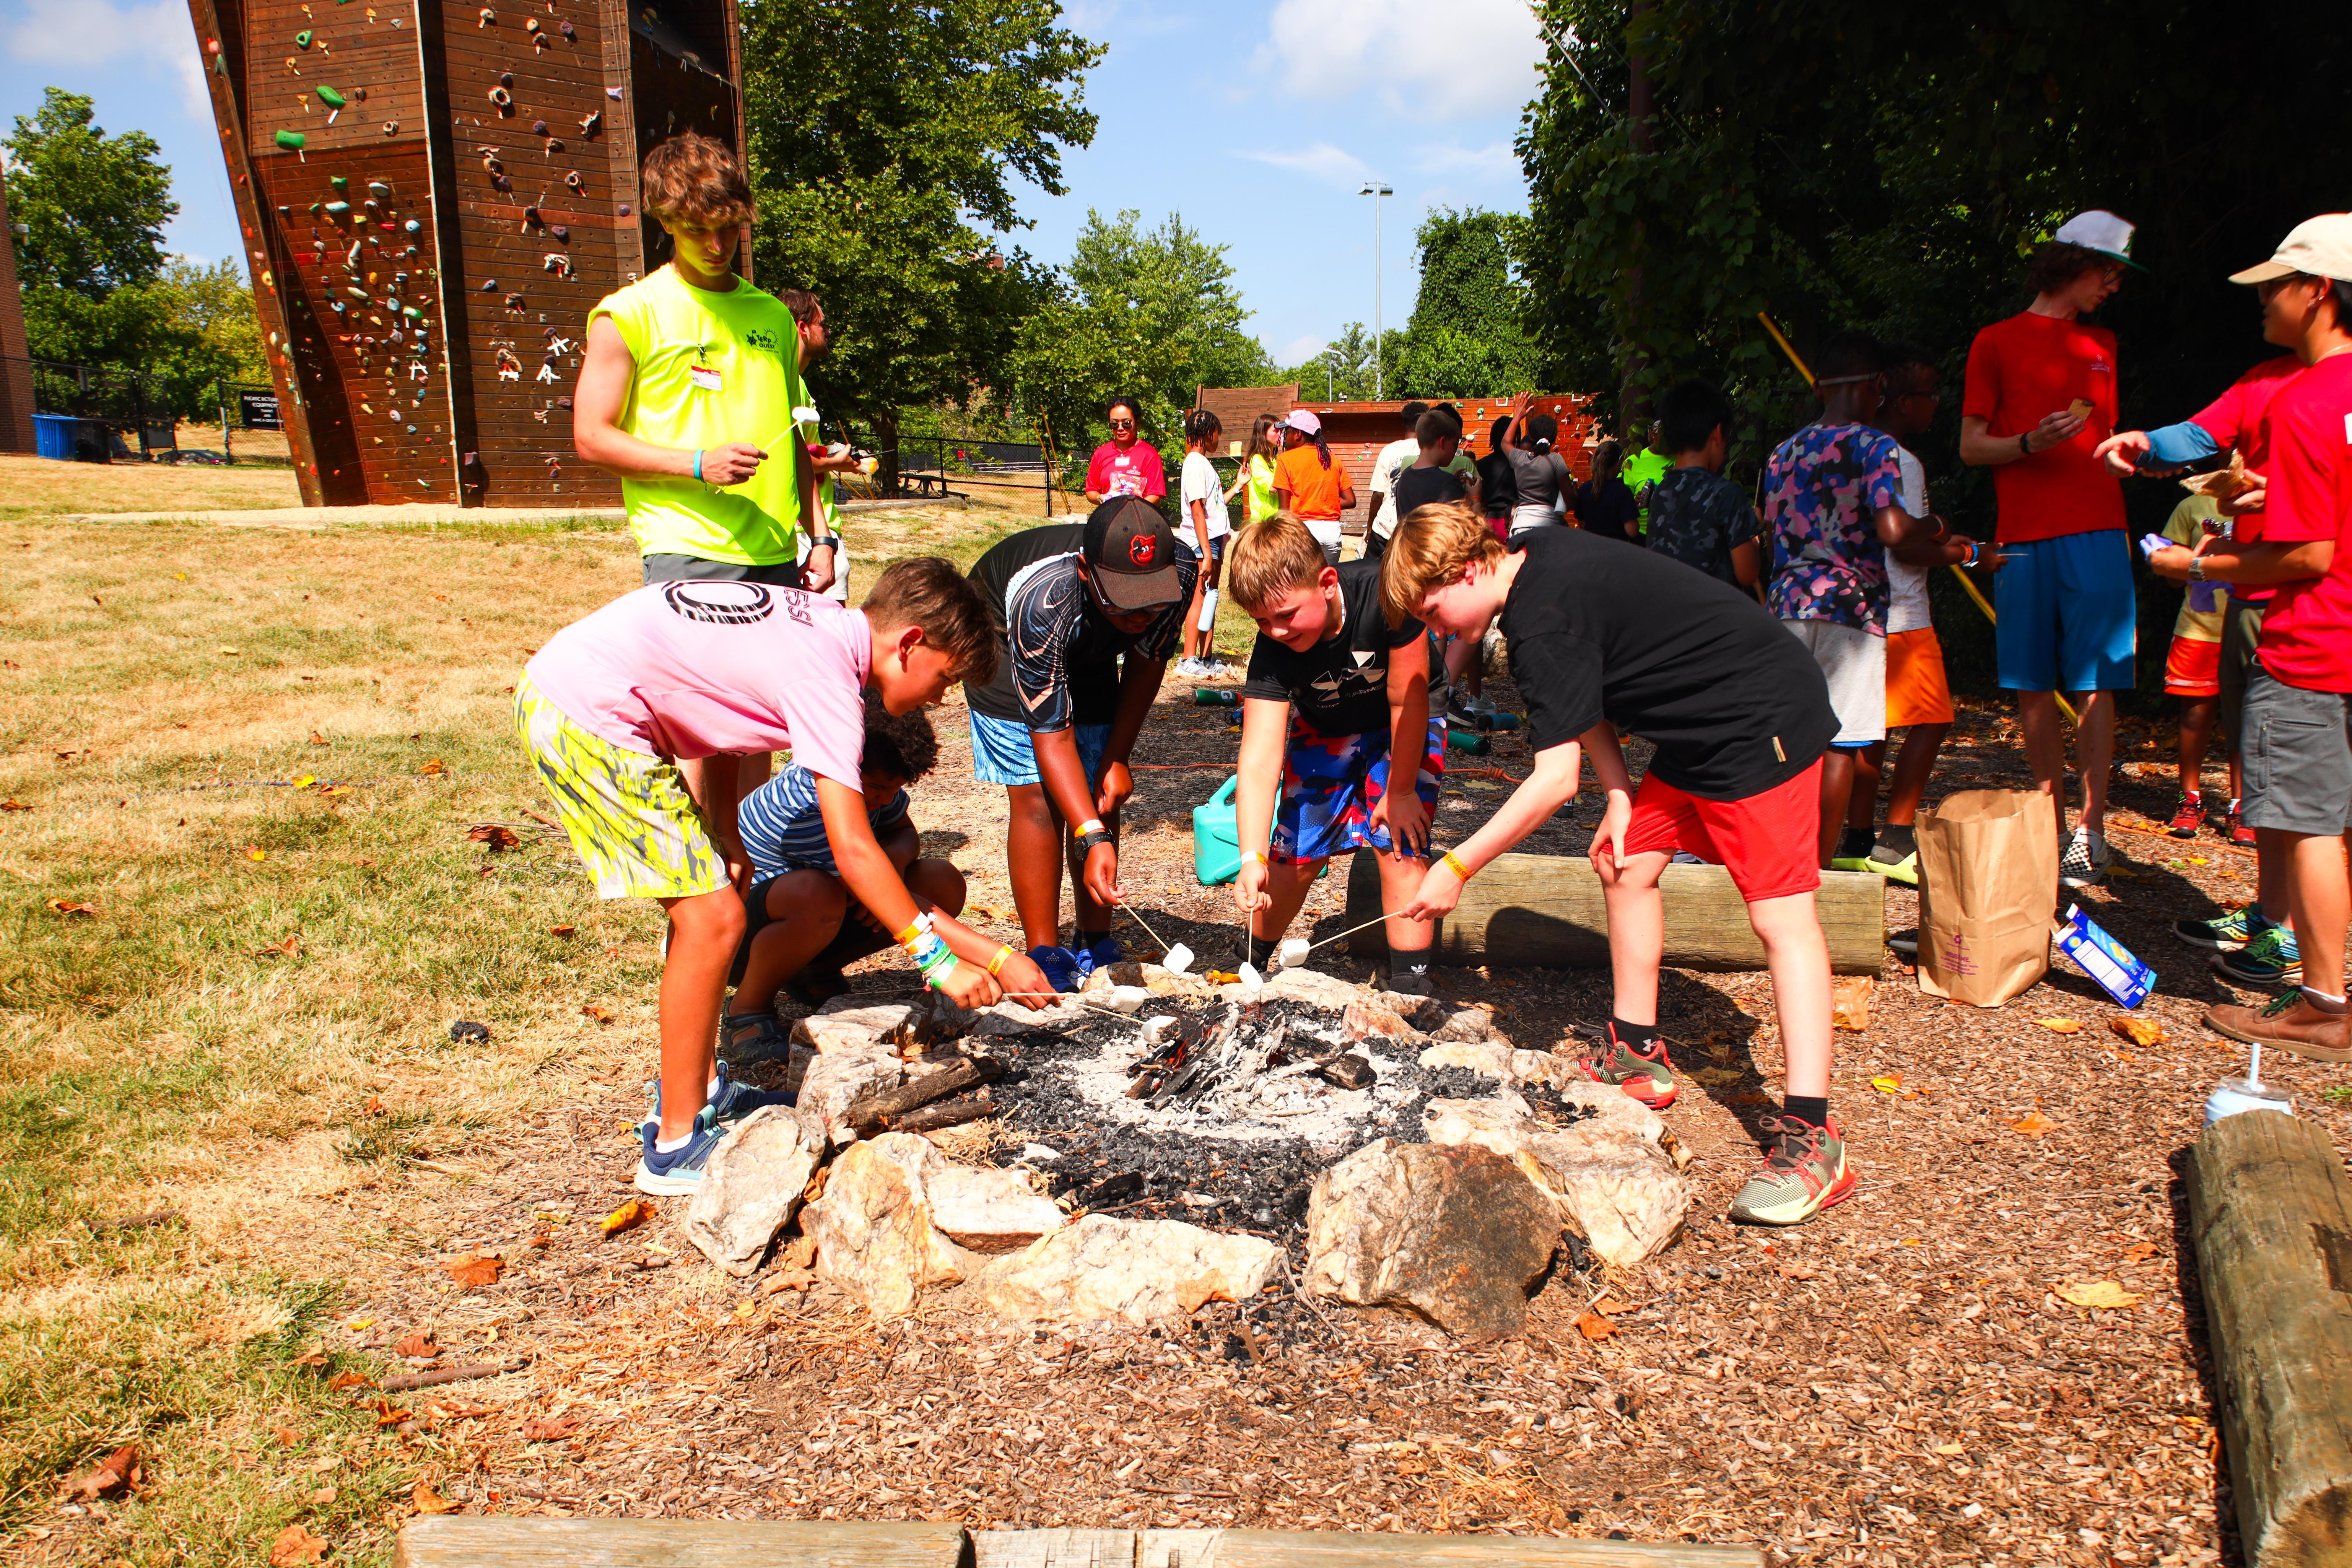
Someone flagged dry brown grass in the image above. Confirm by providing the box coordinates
[0,453,301,520]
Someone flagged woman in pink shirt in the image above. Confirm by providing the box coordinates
[1083,395,1167,506]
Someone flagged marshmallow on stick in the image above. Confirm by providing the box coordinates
[1160,942,1194,975]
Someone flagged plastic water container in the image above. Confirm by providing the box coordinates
[2204,1076,2294,1126]
[1193,775,1240,885]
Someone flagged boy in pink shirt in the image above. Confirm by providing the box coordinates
[517,558,1023,1193]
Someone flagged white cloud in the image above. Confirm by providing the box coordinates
[1272,332,1328,365]
[6,0,210,120]
[1412,140,1521,184]
[1236,140,1370,189]
[1259,0,1543,121]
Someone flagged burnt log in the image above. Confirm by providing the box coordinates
[2186,1110,2352,1566]
[890,1090,997,1134]
[842,1056,1000,1137]
[1343,849,1882,975]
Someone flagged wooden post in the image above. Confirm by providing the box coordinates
[2186,1111,2352,1566]
[1342,850,1882,975]
[399,1517,972,1567]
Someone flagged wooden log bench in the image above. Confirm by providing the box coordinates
[2185,1111,2352,1566]
[398,1518,1763,1566]
[1342,849,1884,975]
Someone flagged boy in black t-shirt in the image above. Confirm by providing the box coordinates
[1383,502,1856,1227]
[1227,514,1445,996]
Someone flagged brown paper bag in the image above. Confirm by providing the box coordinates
[1915,789,2058,1007]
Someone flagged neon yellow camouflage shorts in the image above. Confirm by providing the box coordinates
[513,675,726,900]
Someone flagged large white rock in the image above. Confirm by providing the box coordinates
[801,1133,968,1319]
[1303,1138,1559,1339]
[1417,1038,1517,1081]
[1422,1091,1690,1267]
[926,1165,1064,1254]
[682,1107,826,1277]
[979,1216,1280,1326]
[1342,997,1422,1043]
[1259,965,1363,1011]
[795,1034,906,1146]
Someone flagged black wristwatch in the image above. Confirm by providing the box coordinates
[1077,828,1114,856]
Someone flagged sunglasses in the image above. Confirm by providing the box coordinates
[1109,418,1135,429]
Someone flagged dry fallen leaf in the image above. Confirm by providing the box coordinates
[760,1268,816,1295]
[581,1003,615,1024]
[274,1425,301,1447]
[419,758,446,776]
[2035,1018,2084,1034]
[218,646,243,657]
[466,824,519,852]
[1832,975,1873,1031]
[442,1252,504,1288]
[2057,1278,2143,1309]
[65,1443,141,1500]
[0,799,28,811]
[393,1331,438,1360]
[600,1199,651,1237]
[326,1371,372,1392]
[1689,1066,1743,1087]
[2122,1242,2160,1263]
[781,1234,818,1270]
[45,899,97,917]
[2110,1015,2167,1048]
[254,934,302,958]
[1931,1441,1965,1456]
[1871,1073,1905,1093]
[411,1480,460,1515]
[245,846,267,861]
[548,924,576,938]
[520,1415,580,1442]
[2010,1111,2056,1136]
[1573,1309,1618,1340]
[267,1524,329,1566]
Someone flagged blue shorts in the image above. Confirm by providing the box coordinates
[969,711,1113,789]
[1994,530,2136,693]
[1271,717,1446,863]
[1174,535,1226,567]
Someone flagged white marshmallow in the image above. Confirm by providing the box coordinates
[1160,942,1193,975]
[1278,937,1312,967]
[1107,985,1150,1014]
[1140,1015,1178,1046]
[1238,963,1264,990]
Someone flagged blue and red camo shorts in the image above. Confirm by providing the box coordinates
[1270,715,1446,864]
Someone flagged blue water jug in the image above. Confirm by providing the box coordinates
[1194,775,1241,885]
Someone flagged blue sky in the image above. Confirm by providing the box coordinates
[0,0,1546,369]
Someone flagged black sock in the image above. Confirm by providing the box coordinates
[1875,822,1916,859]
[1610,1016,1661,1051]
[1835,826,1874,860]
[1783,1095,1830,1129]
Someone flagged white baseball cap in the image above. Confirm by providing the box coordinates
[2228,215,2352,286]
[2054,210,2144,270]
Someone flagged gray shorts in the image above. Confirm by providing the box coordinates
[2241,663,2352,836]
[2219,597,2266,752]
[1781,618,1886,746]
[641,554,804,587]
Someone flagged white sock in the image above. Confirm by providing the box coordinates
[2301,987,2346,1015]
[707,1075,722,1100]
[654,1131,691,1154]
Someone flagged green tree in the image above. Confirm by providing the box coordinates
[1278,322,1407,405]
[1397,207,1541,399]
[740,0,1101,488]
[6,88,175,298]
[1010,208,1273,483]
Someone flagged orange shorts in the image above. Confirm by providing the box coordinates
[2164,634,2221,697]
[1885,628,1955,729]
[1620,761,1823,903]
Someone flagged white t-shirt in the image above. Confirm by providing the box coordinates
[1179,451,1228,545]
[1886,444,1932,635]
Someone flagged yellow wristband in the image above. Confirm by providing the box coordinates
[987,944,1015,977]
[893,921,924,947]
[1442,850,1472,882]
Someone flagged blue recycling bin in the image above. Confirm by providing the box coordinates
[32,414,76,460]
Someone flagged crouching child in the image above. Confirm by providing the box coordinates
[726,691,1052,1028]
[1226,513,1444,995]
[516,559,1011,1196]
[1383,502,1857,1226]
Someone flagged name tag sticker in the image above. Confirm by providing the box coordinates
[689,364,722,392]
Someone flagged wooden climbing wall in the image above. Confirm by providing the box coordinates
[187,0,747,508]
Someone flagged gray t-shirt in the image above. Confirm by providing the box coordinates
[1507,447,1570,512]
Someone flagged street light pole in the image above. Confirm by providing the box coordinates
[1359,181,1392,400]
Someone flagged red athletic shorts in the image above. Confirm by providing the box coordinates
[1618,760,1823,903]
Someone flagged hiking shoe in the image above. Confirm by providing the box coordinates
[1077,932,1124,974]
[644,1056,795,1128]
[634,1106,728,1196]
[2228,808,2257,848]
[2059,826,2110,889]
[1381,968,1435,999]
[1864,845,1919,886]
[1729,1115,1857,1226]
[2211,924,2302,989]
[2167,794,2203,838]
[1030,944,1087,994]
[2205,992,2352,1063]
[1574,1022,1678,1110]
[2173,906,2259,952]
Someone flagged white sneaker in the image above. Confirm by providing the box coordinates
[1176,657,1208,679]
[2059,826,2110,889]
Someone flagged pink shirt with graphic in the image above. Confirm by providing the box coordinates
[524,581,870,786]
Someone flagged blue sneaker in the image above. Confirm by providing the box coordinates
[1030,944,1087,993]
[2211,924,2302,989]
[642,1057,795,1130]
[634,1106,728,1196]
[1076,932,1124,973]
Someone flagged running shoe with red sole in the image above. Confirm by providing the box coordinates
[1573,1022,1678,1109]
[1729,1115,1857,1226]
[2228,808,2257,848]
[2167,794,2203,838]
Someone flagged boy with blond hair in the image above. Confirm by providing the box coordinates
[1383,503,1854,1226]
[1226,513,1444,995]
[517,560,1017,1195]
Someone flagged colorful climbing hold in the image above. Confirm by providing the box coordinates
[295,29,312,46]
[317,85,346,108]
[274,129,306,151]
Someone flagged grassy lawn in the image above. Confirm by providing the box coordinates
[0,454,303,521]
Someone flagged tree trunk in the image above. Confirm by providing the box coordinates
[1620,0,1657,436]
[874,407,901,499]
